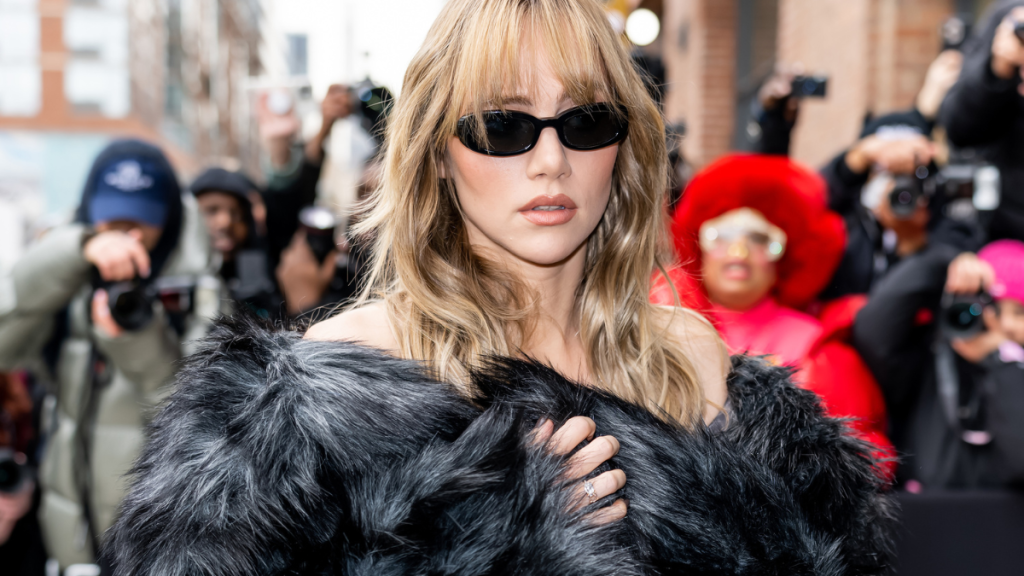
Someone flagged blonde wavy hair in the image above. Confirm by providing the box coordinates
[352,0,706,422]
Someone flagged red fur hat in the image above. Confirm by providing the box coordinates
[665,154,846,311]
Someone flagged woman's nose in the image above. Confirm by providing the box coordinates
[526,126,572,180]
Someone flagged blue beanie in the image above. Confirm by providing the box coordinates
[88,158,172,227]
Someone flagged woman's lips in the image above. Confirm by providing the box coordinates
[518,194,578,226]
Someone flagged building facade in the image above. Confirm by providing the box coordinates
[662,0,998,169]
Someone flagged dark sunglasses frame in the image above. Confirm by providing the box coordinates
[456,103,629,156]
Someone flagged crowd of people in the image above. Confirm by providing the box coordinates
[0,1,1022,575]
[734,3,1024,495]
[0,83,383,575]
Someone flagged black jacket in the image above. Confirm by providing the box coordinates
[263,157,322,275]
[106,316,895,576]
[939,0,1024,242]
[853,244,1024,489]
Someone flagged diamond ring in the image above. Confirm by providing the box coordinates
[583,480,597,502]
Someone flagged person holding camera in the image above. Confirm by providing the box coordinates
[0,140,218,571]
[853,236,1024,490]
[818,109,987,300]
[190,167,285,319]
[939,2,1024,243]
[260,84,355,274]
[745,66,806,155]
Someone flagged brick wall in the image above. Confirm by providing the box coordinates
[778,0,876,168]
[665,0,958,169]
[663,0,738,167]
[781,0,955,167]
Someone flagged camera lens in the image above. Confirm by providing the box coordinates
[941,299,986,338]
[940,291,993,339]
[113,289,144,317]
[106,282,155,331]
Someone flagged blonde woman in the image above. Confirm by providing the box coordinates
[108,1,894,575]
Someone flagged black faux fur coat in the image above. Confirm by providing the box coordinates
[106,316,895,576]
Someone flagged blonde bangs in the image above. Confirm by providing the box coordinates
[444,0,619,141]
[353,0,708,426]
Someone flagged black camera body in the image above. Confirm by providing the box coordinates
[941,16,969,51]
[890,171,927,218]
[103,276,197,331]
[940,291,994,339]
[299,207,338,265]
[888,163,1000,219]
[791,75,828,98]
[348,80,394,140]
[0,448,28,494]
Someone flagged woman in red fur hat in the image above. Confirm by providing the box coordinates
[652,154,895,466]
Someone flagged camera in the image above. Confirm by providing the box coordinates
[102,276,197,331]
[941,16,969,51]
[890,171,928,218]
[791,75,828,98]
[888,163,1001,219]
[299,207,338,265]
[0,449,27,494]
[934,163,1001,213]
[940,291,994,339]
[348,79,395,140]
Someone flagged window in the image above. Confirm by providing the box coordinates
[64,4,130,117]
[287,34,308,77]
[0,2,41,116]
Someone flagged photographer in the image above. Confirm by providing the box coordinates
[939,2,1024,242]
[0,140,218,571]
[260,84,355,275]
[853,238,1024,489]
[747,66,804,156]
[274,157,384,317]
[260,83,392,317]
[818,111,985,299]
[191,168,280,318]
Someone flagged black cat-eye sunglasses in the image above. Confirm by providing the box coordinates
[456,103,629,156]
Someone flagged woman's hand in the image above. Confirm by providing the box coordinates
[533,416,627,524]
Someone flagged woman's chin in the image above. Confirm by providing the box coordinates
[505,240,587,268]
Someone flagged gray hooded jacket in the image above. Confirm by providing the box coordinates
[0,141,220,568]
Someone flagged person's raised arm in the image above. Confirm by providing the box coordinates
[940,7,1024,147]
[303,84,353,165]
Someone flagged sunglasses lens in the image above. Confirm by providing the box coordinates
[562,107,626,150]
[459,112,536,154]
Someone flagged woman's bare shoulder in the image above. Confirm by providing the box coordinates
[303,302,400,354]
[654,305,730,420]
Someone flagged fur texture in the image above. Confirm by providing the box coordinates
[106,315,895,576]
